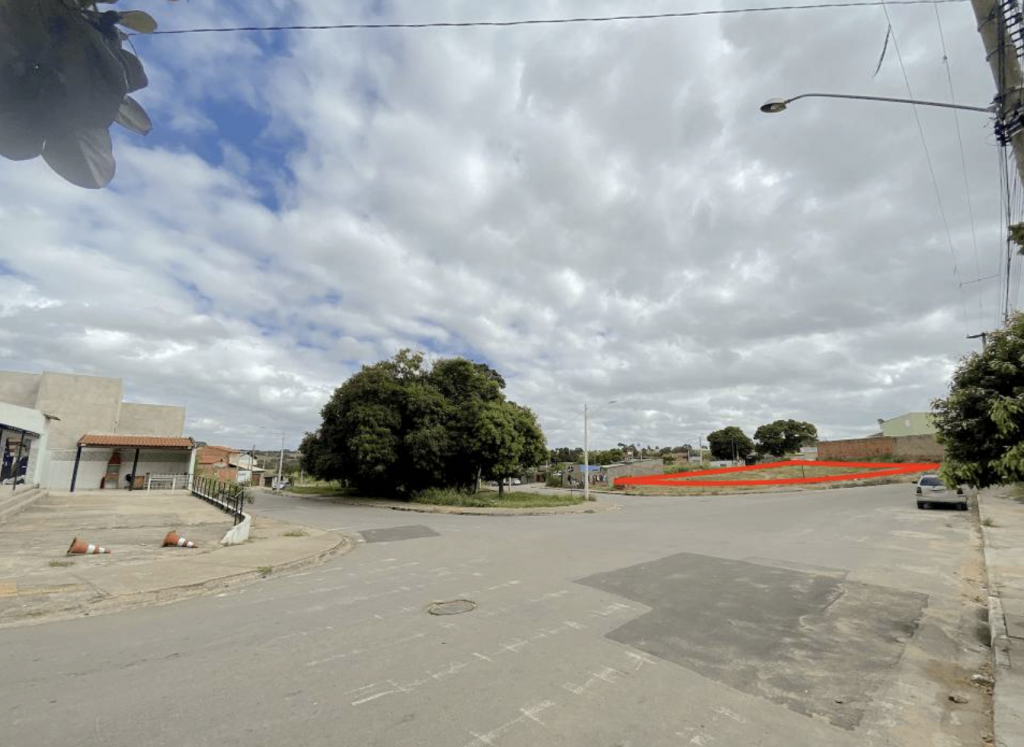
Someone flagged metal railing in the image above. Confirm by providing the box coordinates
[146,473,190,491]
[190,475,247,525]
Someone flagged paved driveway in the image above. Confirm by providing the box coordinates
[1,484,991,746]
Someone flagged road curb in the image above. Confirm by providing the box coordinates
[0,530,355,630]
[977,491,1021,747]
[306,497,621,516]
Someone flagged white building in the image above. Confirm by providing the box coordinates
[0,371,194,491]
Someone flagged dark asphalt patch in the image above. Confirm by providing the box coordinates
[577,552,926,730]
[359,525,440,543]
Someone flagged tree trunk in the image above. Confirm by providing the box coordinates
[497,479,504,498]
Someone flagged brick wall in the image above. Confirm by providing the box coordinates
[817,434,944,461]
[817,437,894,460]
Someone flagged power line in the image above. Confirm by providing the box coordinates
[932,2,984,322]
[879,1,969,336]
[146,0,969,35]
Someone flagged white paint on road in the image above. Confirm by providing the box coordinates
[463,700,556,747]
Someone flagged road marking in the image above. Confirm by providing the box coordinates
[306,632,425,667]
[625,651,658,670]
[590,602,635,617]
[463,701,556,747]
[713,706,745,724]
[563,666,624,695]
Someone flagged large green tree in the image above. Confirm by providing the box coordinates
[754,419,818,456]
[707,427,754,460]
[300,351,547,497]
[932,313,1024,488]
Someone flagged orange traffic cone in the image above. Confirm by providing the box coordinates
[163,530,197,548]
[67,537,111,555]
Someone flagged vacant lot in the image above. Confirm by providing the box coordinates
[625,464,916,495]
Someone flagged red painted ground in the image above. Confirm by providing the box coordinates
[613,459,940,488]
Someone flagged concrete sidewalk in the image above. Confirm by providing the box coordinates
[0,490,350,628]
[978,488,1024,747]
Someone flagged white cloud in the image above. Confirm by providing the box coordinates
[0,0,1010,450]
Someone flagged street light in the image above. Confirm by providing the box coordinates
[583,401,617,503]
[759,93,994,115]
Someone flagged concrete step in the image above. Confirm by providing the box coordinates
[0,487,47,524]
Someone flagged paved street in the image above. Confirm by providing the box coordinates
[1,484,992,746]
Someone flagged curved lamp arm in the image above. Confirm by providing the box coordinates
[760,93,994,114]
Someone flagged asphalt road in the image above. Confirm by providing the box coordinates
[1,484,992,746]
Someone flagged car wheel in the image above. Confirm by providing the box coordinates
[960,502,968,511]
[917,501,926,510]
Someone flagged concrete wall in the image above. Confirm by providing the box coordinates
[125,450,192,482]
[603,459,666,481]
[46,448,109,490]
[0,371,41,408]
[45,448,194,490]
[818,437,894,460]
[34,372,123,451]
[117,403,185,437]
[892,434,945,460]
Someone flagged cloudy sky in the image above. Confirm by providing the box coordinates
[0,0,1016,451]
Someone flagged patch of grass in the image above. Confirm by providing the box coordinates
[257,566,273,577]
[411,487,585,509]
[287,484,347,496]
[282,529,309,537]
[48,560,74,568]
[982,517,998,528]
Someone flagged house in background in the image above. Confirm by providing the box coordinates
[0,370,193,491]
[195,447,267,485]
[877,412,937,438]
[196,445,240,483]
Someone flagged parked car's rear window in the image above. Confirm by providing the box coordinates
[920,477,943,486]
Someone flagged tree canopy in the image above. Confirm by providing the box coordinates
[300,351,547,497]
[707,427,754,460]
[753,419,818,456]
[932,313,1024,488]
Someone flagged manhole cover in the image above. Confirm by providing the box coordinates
[427,599,476,616]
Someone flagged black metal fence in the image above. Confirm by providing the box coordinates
[190,475,247,525]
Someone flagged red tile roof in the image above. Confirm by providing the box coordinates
[79,435,195,448]
[197,445,239,464]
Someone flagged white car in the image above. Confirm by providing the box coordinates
[915,474,967,511]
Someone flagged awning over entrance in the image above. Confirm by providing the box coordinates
[70,435,195,492]
[78,435,195,448]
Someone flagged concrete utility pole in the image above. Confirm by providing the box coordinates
[970,0,1024,184]
[584,404,590,503]
[276,432,285,491]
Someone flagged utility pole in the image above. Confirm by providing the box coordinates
[970,0,1024,184]
[583,405,592,501]
[967,331,989,348]
[971,0,1024,321]
[276,431,285,492]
